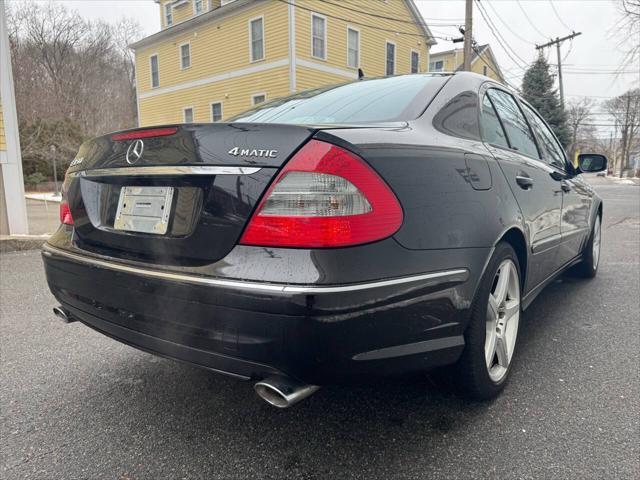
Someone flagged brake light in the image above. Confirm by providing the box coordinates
[240,140,403,248]
[111,127,178,141]
[59,202,74,225]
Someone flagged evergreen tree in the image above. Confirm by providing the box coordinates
[521,54,570,147]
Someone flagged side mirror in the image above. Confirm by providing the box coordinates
[577,154,607,173]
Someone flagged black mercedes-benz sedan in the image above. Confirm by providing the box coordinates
[43,72,607,407]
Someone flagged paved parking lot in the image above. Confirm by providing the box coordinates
[1,179,638,479]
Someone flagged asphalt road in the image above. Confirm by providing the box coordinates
[1,178,639,480]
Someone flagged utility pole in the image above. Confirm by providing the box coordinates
[536,32,582,109]
[0,0,29,235]
[463,0,473,71]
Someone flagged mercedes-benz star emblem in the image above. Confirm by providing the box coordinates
[126,139,144,165]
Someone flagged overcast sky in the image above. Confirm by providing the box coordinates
[22,0,640,132]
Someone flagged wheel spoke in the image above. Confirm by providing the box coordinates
[593,220,601,268]
[495,334,509,368]
[504,298,519,322]
[488,293,500,318]
[493,263,510,304]
[485,325,497,367]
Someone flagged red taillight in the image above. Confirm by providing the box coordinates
[59,202,74,225]
[240,140,403,248]
[111,127,178,141]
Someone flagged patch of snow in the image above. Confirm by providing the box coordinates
[25,192,62,203]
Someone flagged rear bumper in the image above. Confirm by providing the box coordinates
[42,244,475,385]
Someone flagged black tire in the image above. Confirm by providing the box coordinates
[452,242,521,400]
[573,214,601,279]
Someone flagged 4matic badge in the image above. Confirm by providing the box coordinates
[228,147,278,158]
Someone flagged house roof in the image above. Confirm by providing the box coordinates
[130,0,256,50]
[131,0,437,50]
[430,44,505,81]
[404,0,438,46]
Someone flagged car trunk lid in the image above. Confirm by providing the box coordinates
[65,123,315,265]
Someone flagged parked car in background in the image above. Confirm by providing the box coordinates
[42,72,607,408]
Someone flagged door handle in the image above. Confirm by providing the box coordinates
[515,175,534,190]
[560,180,571,193]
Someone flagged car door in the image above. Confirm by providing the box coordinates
[522,103,593,266]
[480,86,564,292]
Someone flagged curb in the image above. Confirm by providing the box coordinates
[0,235,49,253]
[25,194,62,203]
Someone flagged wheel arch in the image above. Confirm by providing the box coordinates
[497,227,528,292]
[472,225,529,307]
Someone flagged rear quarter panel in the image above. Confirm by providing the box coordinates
[316,126,523,251]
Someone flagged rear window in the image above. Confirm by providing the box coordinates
[229,75,448,125]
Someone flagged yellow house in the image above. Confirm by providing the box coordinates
[428,44,505,83]
[131,0,436,126]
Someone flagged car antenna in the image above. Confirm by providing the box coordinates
[358,68,365,80]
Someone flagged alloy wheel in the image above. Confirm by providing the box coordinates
[485,259,520,383]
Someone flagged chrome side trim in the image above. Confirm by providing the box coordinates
[42,244,469,294]
[70,166,261,177]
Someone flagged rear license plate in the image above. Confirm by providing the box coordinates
[114,186,174,235]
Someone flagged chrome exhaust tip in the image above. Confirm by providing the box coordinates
[254,376,320,408]
[53,306,75,323]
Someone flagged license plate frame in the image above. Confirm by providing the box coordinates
[113,186,174,235]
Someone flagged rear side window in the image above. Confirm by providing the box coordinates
[486,89,539,159]
[433,91,481,141]
[230,75,448,124]
[481,94,509,148]
[522,104,567,170]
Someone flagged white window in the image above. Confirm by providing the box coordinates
[194,0,203,14]
[252,93,266,105]
[429,60,444,72]
[180,43,191,69]
[221,0,237,4]
[311,14,326,60]
[183,107,194,123]
[164,3,173,26]
[347,27,359,68]
[211,102,223,122]
[411,50,420,74]
[149,54,159,88]
[385,41,395,76]
[249,17,264,62]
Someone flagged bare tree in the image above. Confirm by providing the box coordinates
[8,1,143,181]
[111,17,142,124]
[566,98,596,161]
[613,0,640,79]
[604,89,640,176]
[9,1,142,135]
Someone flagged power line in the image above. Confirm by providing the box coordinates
[562,39,573,62]
[274,0,452,40]
[345,0,464,22]
[561,71,638,75]
[516,0,550,39]
[536,32,583,108]
[315,0,461,27]
[548,0,574,33]
[582,124,639,127]
[567,94,640,98]
[475,0,529,70]
[472,45,520,90]
[483,0,537,45]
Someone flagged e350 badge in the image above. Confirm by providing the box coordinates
[228,147,278,158]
